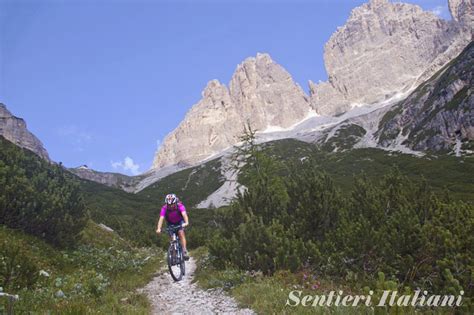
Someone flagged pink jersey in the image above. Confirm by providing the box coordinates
[160,203,186,224]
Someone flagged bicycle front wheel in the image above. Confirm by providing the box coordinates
[168,242,183,281]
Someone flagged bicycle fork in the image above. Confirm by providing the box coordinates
[170,234,180,265]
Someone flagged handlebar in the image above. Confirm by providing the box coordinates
[166,223,187,233]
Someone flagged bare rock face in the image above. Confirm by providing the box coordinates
[152,54,312,169]
[69,165,140,191]
[229,53,310,129]
[377,42,473,154]
[0,103,50,161]
[152,80,242,169]
[152,0,473,172]
[310,0,473,115]
[449,0,474,31]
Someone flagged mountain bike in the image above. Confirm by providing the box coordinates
[166,224,186,281]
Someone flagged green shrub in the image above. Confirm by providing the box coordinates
[208,127,473,305]
[0,239,39,291]
[0,136,88,248]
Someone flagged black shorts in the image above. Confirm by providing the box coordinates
[167,220,184,235]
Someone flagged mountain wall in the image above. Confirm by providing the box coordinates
[309,0,472,115]
[69,165,141,191]
[152,0,473,170]
[376,41,473,154]
[0,103,50,161]
[152,53,312,169]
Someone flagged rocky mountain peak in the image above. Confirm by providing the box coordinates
[229,52,309,128]
[231,52,291,87]
[448,0,474,32]
[0,103,50,161]
[152,53,312,170]
[309,0,472,116]
[201,79,230,104]
[203,79,224,93]
[0,103,14,118]
[152,0,472,173]
[238,52,273,67]
[367,0,391,12]
[369,0,388,5]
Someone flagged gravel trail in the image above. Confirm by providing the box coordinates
[139,257,254,314]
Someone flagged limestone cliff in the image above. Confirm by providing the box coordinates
[309,0,472,115]
[152,53,312,169]
[0,103,50,161]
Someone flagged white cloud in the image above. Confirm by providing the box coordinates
[431,5,448,18]
[111,156,140,175]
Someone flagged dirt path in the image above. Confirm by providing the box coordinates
[139,257,254,314]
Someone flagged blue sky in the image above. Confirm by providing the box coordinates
[0,0,451,175]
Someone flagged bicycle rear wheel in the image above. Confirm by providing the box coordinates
[180,244,186,276]
[168,242,183,281]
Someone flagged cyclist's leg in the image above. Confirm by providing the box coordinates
[178,229,187,251]
[178,229,189,260]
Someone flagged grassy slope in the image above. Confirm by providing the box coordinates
[0,136,167,313]
[81,136,473,249]
[260,138,474,203]
[81,137,473,268]
[192,248,372,315]
[136,158,224,206]
[79,157,224,247]
[192,140,473,313]
[320,124,367,152]
[4,130,471,312]
[79,180,159,246]
[192,248,469,314]
[0,221,164,314]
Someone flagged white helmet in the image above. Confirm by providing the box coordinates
[165,193,178,205]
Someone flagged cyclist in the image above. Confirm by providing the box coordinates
[156,193,190,260]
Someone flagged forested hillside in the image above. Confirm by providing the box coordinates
[79,157,223,247]
[0,136,163,313]
[0,136,87,247]
[258,138,474,202]
[195,128,474,313]
[2,127,473,313]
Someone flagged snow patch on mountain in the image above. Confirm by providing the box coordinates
[196,156,247,209]
[258,89,412,145]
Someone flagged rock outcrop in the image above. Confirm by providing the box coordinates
[0,103,50,161]
[152,0,473,171]
[377,41,473,154]
[152,53,312,169]
[309,0,473,115]
[69,165,140,191]
[449,0,474,31]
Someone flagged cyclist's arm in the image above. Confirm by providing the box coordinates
[182,212,189,227]
[179,203,189,227]
[157,216,164,231]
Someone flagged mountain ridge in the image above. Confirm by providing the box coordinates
[1,0,472,195]
[309,0,472,115]
[377,41,473,154]
[151,52,312,170]
[0,103,50,161]
[151,0,473,171]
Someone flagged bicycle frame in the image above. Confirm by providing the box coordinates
[166,224,185,281]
